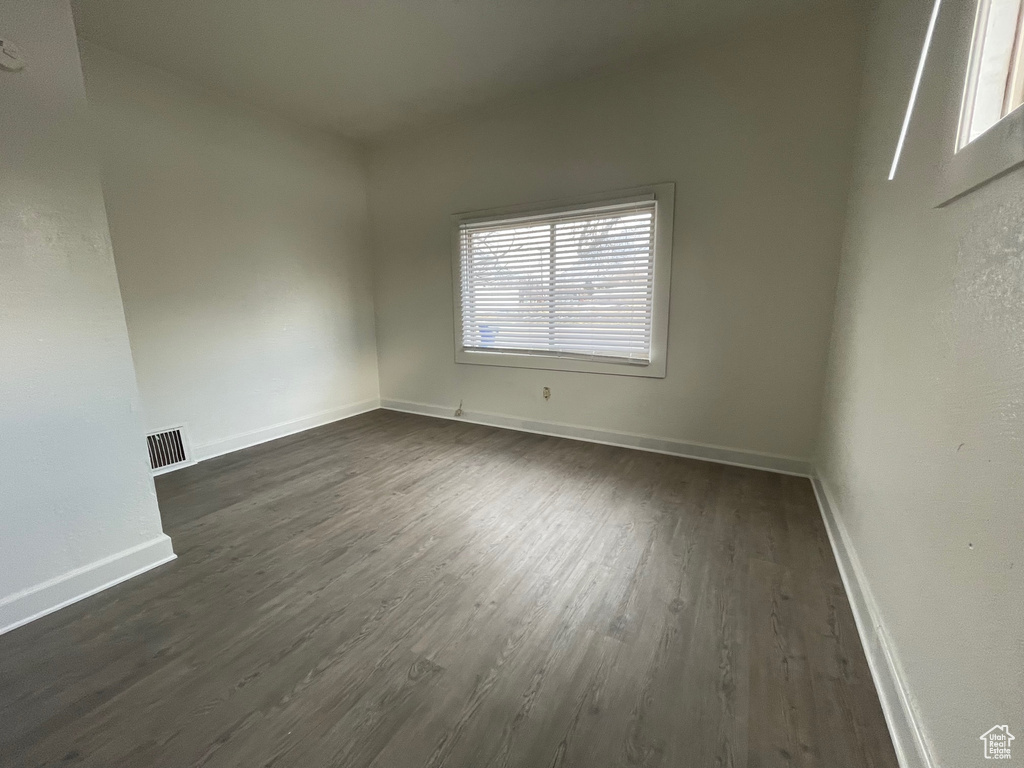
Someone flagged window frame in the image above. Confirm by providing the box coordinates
[956,0,1024,150]
[936,0,1024,206]
[451,183,674,378]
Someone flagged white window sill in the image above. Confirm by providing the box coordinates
[933,0,1024,208]
[455,348,667,378]
[937,104,1024,207]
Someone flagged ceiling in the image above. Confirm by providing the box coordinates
[71,0,833,140]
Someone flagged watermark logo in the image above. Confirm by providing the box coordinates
[980,725,1014,759]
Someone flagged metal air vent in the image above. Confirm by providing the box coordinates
[146,426,192,474]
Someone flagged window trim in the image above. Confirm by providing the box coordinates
[936,0,1024,206]
[451,183,674,378]
[956,0,1024,150]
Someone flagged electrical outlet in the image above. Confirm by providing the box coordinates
[542,387,551,401]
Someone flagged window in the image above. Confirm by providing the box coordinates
[452,184,673,378]
[958,0,1024,148]
[934,0,1024,205]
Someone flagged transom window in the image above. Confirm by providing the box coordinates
[453,185,673,378]
[959,0,1024,148]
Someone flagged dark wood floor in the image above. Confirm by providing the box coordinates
[0,410,898,768]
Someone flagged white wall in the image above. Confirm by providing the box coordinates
[817,0,1024,764]
[0,0,173,634]
[79,44,380,459]
[367,7,865,464]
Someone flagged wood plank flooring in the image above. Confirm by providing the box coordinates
[0,410,898,768]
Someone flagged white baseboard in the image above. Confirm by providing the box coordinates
[0,534,176,636]
[811,477,934,768]
[380,398,812,477]
[191,398,381,463]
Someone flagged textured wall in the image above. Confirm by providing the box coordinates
[368,7,866,462]
[817,0,1024,763]
[79,44,380,456]
[0,0,170,630]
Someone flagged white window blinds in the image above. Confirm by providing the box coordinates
[458,200,657,364]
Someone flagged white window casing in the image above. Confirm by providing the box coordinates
[958,0,1024,149]
[936,0,1024,205]
[452,184,674,377]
